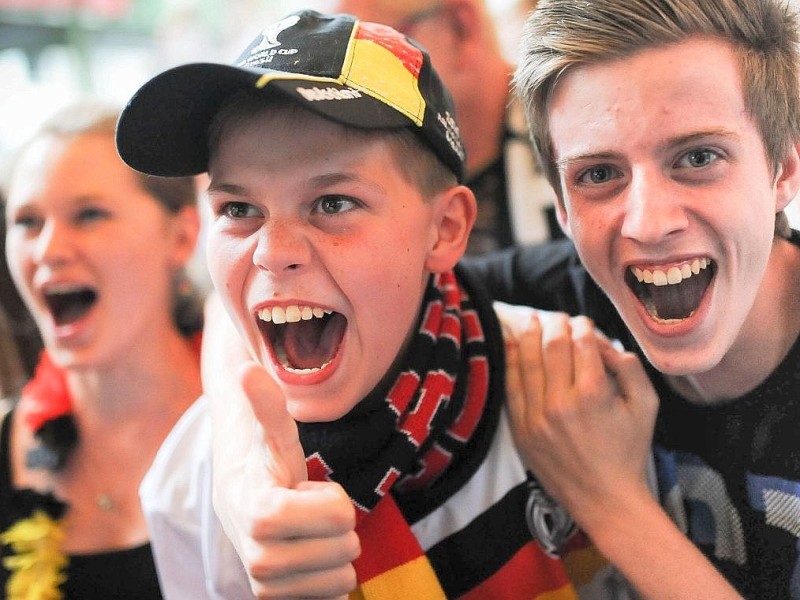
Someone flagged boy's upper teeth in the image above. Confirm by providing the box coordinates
[631,258,710,286]
[258,305,331,324]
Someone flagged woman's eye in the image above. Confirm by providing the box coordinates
[316,195,358,215]
[221,202,261,219]
[76,207,109,224]
[12,214,42,231]
[577,165,619,185]
[677,149,719,168]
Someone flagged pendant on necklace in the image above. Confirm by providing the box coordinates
[96,494,114,511]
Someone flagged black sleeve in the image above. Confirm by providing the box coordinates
[460,240,630,342]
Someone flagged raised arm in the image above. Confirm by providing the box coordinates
[202,293,359,599]
[501,307,741,600]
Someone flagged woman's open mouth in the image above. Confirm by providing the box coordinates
[625,257,715,323]
[43,283,98,326]
[257,304,346,374]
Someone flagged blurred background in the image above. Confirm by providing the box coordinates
[1,0,798,221]
[0,0,529,162]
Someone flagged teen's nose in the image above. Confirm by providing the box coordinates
[252,218,310,273]
[620,171,689,243]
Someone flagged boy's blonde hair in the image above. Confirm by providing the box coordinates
[514,0,800,227]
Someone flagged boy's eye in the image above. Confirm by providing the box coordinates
[221,201,262,219]
[577,165,620,185]
[316,195,358,215]
[676,149,719,169]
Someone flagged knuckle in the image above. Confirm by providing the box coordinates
[343,531,362,562]
[248,550,287,580]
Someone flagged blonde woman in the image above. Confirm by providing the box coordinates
[0,101,203,599]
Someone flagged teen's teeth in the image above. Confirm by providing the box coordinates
[258,305,332,323]
[631,258,709,287]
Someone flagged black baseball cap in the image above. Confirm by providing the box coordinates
[116,10,466,181]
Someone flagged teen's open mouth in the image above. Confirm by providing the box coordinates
[43,284,98,326]
[257,304,346,373]
[625,258,715,322]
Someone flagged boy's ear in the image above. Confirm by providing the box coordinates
[425,185,477,272]
[774,143,800,213]
[555,196,574,239]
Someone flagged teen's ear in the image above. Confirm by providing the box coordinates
[168,204,201,268]
[425,185,477,272]
[774,143,800,213]
[554,195,574,239]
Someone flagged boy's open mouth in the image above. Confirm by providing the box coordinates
[257,304,346,373]
[625,257,715,322]
[43,284,98,326]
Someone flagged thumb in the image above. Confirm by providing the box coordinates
[240,361,308,487]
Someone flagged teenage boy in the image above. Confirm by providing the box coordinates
[116,9,737,600]
[476,0,800,598]
[118,11,612,599]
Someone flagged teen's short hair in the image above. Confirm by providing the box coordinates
[515,0,800,193]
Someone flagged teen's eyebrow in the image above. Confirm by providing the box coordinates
[555,151,619,172]
[555,128,741,171]
[206,172,389,197]
[308,171,388,195]
[206,181,247,196]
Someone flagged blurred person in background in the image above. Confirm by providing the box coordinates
[310,0,561,253]
[0,304,25,404]
[0,192,43,380]
[0,101,203,599]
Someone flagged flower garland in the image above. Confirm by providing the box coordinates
[2,352,74,600]
[2,509,67,600]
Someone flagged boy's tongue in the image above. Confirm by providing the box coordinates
[283,313,346,369]
[648,277,705,320]
[640,271,710,321]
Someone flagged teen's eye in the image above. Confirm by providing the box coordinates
[315,195,358,215]
[220,201,262,219]
[675,149,720,169]
[577,165,621,185]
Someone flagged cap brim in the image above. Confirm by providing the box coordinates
[116,63,263,177]
[116,62,412,177]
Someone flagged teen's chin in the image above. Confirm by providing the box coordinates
[623,297,731,377]
[283,391,360,423]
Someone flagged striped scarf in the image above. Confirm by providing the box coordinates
[298,271,579,599]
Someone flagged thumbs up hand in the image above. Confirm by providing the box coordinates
[223,362,359,599]
[204,298,359,599]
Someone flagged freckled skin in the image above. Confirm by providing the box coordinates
[206,108,446,423]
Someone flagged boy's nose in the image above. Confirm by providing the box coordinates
[252,219,310,274]
[620,174,689,243]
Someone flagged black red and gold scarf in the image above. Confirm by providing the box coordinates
[299,270,491,599]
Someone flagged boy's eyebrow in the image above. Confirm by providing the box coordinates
[206,182,247,196]
[206,172,389,196]
[555,128,741,170]
[659,128,741,151]
[308,171,388,195]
